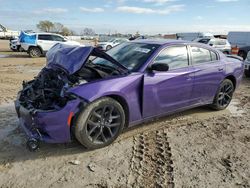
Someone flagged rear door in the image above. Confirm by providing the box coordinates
[37,34,55,51]
[190,45,225,103]
[143,45,196,118]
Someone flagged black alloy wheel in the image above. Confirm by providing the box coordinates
[86,105,121,144]
[75,97,125,149]
[211,79,234,110]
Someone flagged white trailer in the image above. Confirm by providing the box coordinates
[0,24,19,39]
[228,31,250,47]
[176,32,214,41]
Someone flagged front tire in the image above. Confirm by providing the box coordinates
[211,79,234,110]
[75,97,125,149]
[29,47,42,58]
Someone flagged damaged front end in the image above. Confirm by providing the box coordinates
[15,67,84,148]
[15,44,127,150]
[19,67,79,111]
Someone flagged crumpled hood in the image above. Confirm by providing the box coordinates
[46,43,128,75]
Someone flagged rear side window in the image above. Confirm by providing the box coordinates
[38,35,53,41]
[191,46,212,64]
[52,35,65,41]
[154,46,189,70]
[214,40,226,45]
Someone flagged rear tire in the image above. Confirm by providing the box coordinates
[29,47,42,58]
[106,45,112,51]
[245,70,250,77]
[211,79,234,110]
[75,97,125,149]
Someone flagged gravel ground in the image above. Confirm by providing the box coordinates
[0,40,249,188]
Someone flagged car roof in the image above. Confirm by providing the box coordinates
[130,39,192,46]
[36,33,63,36]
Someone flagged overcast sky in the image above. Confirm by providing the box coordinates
[0,0,250,34]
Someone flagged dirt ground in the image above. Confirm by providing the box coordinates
[0,40,249,188]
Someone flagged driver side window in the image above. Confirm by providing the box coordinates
[154,46,189,70]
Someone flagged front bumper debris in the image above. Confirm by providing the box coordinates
[15,98,83,143]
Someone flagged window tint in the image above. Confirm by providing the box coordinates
[199,39,210,44]
[191,46,211,64]
[38,35,53,41]
[214,40,226,45]
[211,51,218,61]
[52,35,65,42]
[92,42,160,71]
[154,46,189,70]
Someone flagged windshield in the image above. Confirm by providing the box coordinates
[92,42,160,72]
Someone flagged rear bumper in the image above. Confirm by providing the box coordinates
[15,99,83,143]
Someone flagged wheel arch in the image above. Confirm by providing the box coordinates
[105,94,130,128]
[28,45,43,54]
[225,75,236,90]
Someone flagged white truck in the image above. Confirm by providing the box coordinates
[20,32,81,57]
[176,32,214,41]
[0,24,19,39]
[228,32,250,47]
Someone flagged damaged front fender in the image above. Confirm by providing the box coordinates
[15,97,86,143]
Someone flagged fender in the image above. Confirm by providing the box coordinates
[68,73,144,123]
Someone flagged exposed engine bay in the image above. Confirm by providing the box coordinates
[19,61,122,111]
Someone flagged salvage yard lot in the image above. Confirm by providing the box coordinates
[0,39,249,187]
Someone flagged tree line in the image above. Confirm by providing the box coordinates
[36,20,96,36]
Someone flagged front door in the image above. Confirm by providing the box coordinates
[143,45,195,118]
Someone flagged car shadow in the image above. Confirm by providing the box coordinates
[0,103,230,165]
[0,53,32,58]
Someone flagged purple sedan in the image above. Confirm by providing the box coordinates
[15,40,244,151]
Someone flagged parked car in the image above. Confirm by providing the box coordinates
[9,30,35,52]
[20,32,81,57]
[195,38,231,54]
[244,51,250,77]
[96,38,129,51]
[228,32,250,59]
[15,40,244,151]
[9,37,22,52]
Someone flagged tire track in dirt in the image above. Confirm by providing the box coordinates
[128,129,174,187]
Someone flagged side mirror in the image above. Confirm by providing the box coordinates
[150,63,169,72]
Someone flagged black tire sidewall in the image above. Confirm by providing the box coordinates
[212,79,234,110]
[75,97,125,149]
[29,47,42,58]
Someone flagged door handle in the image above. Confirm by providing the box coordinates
[218,68,224,72]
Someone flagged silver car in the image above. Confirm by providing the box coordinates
[244,51,250,77]
[196,38,231,54]
[97,38,129,51]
